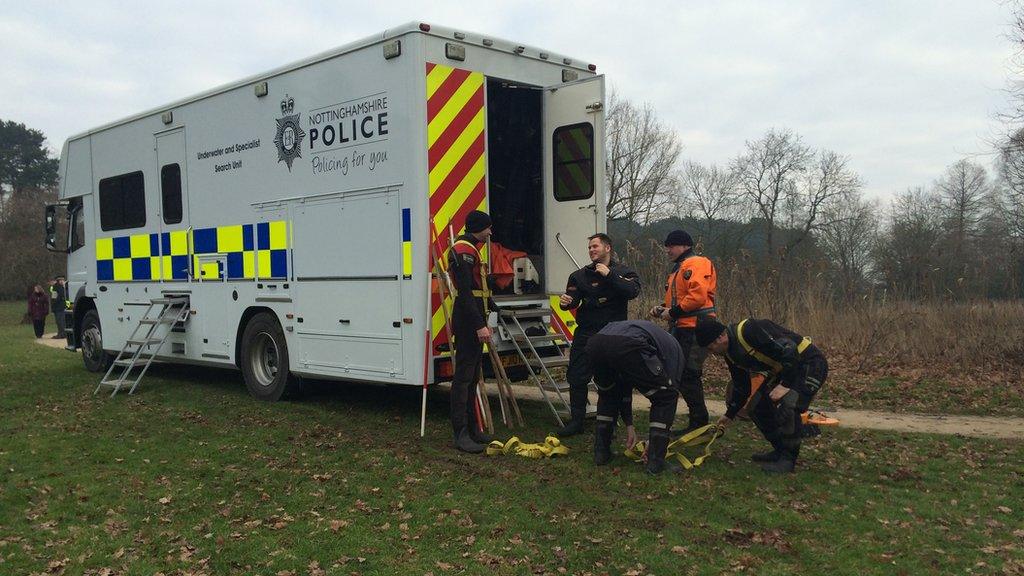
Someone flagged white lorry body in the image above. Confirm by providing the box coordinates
[53,22,606,397]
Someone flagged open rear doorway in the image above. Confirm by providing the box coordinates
[486,78,544,297]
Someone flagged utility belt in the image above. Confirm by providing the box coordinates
[680,306,716,318]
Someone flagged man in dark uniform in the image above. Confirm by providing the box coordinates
[585,320,683,475]
[649,230,717,435]
[50,276,68,339]
[556,233,641,436]
[695,318,828,474]
[448,210,495,453]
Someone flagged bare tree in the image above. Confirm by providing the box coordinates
[731,128,861,263]
[936,159,988,251]
[731,128,811,258]
[998,130,1024,241]
[604,93,682,224]
[785,150,863,254]
[874,187,944,299]
[817,192,879,296]
[675,160,743,250]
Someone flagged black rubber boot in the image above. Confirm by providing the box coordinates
[761,442,799,473]
[593,422,614,466]
[557,409,586,437]
[468,426,492,444]
[453,428,485,454]
[761,457,796,474]
[751,439,786,462]
[750,450,782,463]
[645,433,671,475]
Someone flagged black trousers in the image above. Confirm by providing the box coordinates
[586,334,679,435]
[53,309,66,337]
[32,319,45,338]
[672,327,709,426]
[751,352,829,460]
[564,332,595,416]
[450,317,483,434]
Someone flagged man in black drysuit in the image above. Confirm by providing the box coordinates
[556,233,641,436]
[696,317,828,474]
[585,320,683,474]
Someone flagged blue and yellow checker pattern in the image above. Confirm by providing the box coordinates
[95,220,289,282]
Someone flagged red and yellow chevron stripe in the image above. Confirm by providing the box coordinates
[548,295,578,340]
[427,62,489,351]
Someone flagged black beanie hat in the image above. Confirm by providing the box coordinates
[664,229,693,247]
[465,210,492,234]
[695,318,727,347]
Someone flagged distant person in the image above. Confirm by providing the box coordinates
[696,317,828,474]
[556,233,641,437]
[50,276,68,339]
[28,284,49,339]
[649,230,717,435]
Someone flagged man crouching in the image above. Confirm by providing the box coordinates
[696,318,828,474]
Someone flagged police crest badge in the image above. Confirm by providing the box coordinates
[274,95,305,172]
[683,269,692,280]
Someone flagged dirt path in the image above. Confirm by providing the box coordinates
[34,336,1024,439]
[504,384,1024,441]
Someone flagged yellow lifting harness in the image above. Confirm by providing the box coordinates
[449,239,492,306]
[486,436,570,459]
[624,424,724,470]
[734,318,811,374]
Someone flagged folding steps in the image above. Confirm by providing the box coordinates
[495,304,574,426]
[94,296,190,397]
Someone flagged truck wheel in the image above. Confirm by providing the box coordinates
[240,312,299,401]
[80,309,112,372]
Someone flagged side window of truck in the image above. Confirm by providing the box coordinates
[98,171,146,231]
[161,164,183,225]
[552,122,595,201]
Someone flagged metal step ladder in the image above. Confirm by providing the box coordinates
[94,296,190,397]
[496,304,574,426]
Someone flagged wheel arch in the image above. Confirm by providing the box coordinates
[234,306,280,368]
[72,294,97,344]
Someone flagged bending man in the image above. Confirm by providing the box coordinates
[585,320,682,475]
[696,318,828,474]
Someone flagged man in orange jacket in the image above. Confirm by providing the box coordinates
[649,229,717,434]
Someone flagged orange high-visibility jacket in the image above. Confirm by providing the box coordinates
[663,251,717,329]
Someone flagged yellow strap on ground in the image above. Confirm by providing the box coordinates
[624,424,724,470]
[486,436,569,459]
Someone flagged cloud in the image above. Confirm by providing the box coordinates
[0,0,1015,198]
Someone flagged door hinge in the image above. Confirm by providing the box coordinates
[586,102,603,112]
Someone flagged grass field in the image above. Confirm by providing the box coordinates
[1,301,1022,575]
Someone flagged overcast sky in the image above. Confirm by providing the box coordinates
[0,1,1017,201]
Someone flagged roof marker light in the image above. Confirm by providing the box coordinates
[588,64,597,71]
[482,38,493,46]
[514,45,525,54]
[383,40,401,59]
[563,57,572,65]
[418,23,431,32]
[445,42,465,61]
[454,31,466,40]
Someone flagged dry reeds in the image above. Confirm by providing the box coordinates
[619,238,1024,374]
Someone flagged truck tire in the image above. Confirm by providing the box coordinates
[240,312,299,401]
[80,309,113,373]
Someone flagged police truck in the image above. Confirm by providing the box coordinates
[45,22,605,415]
